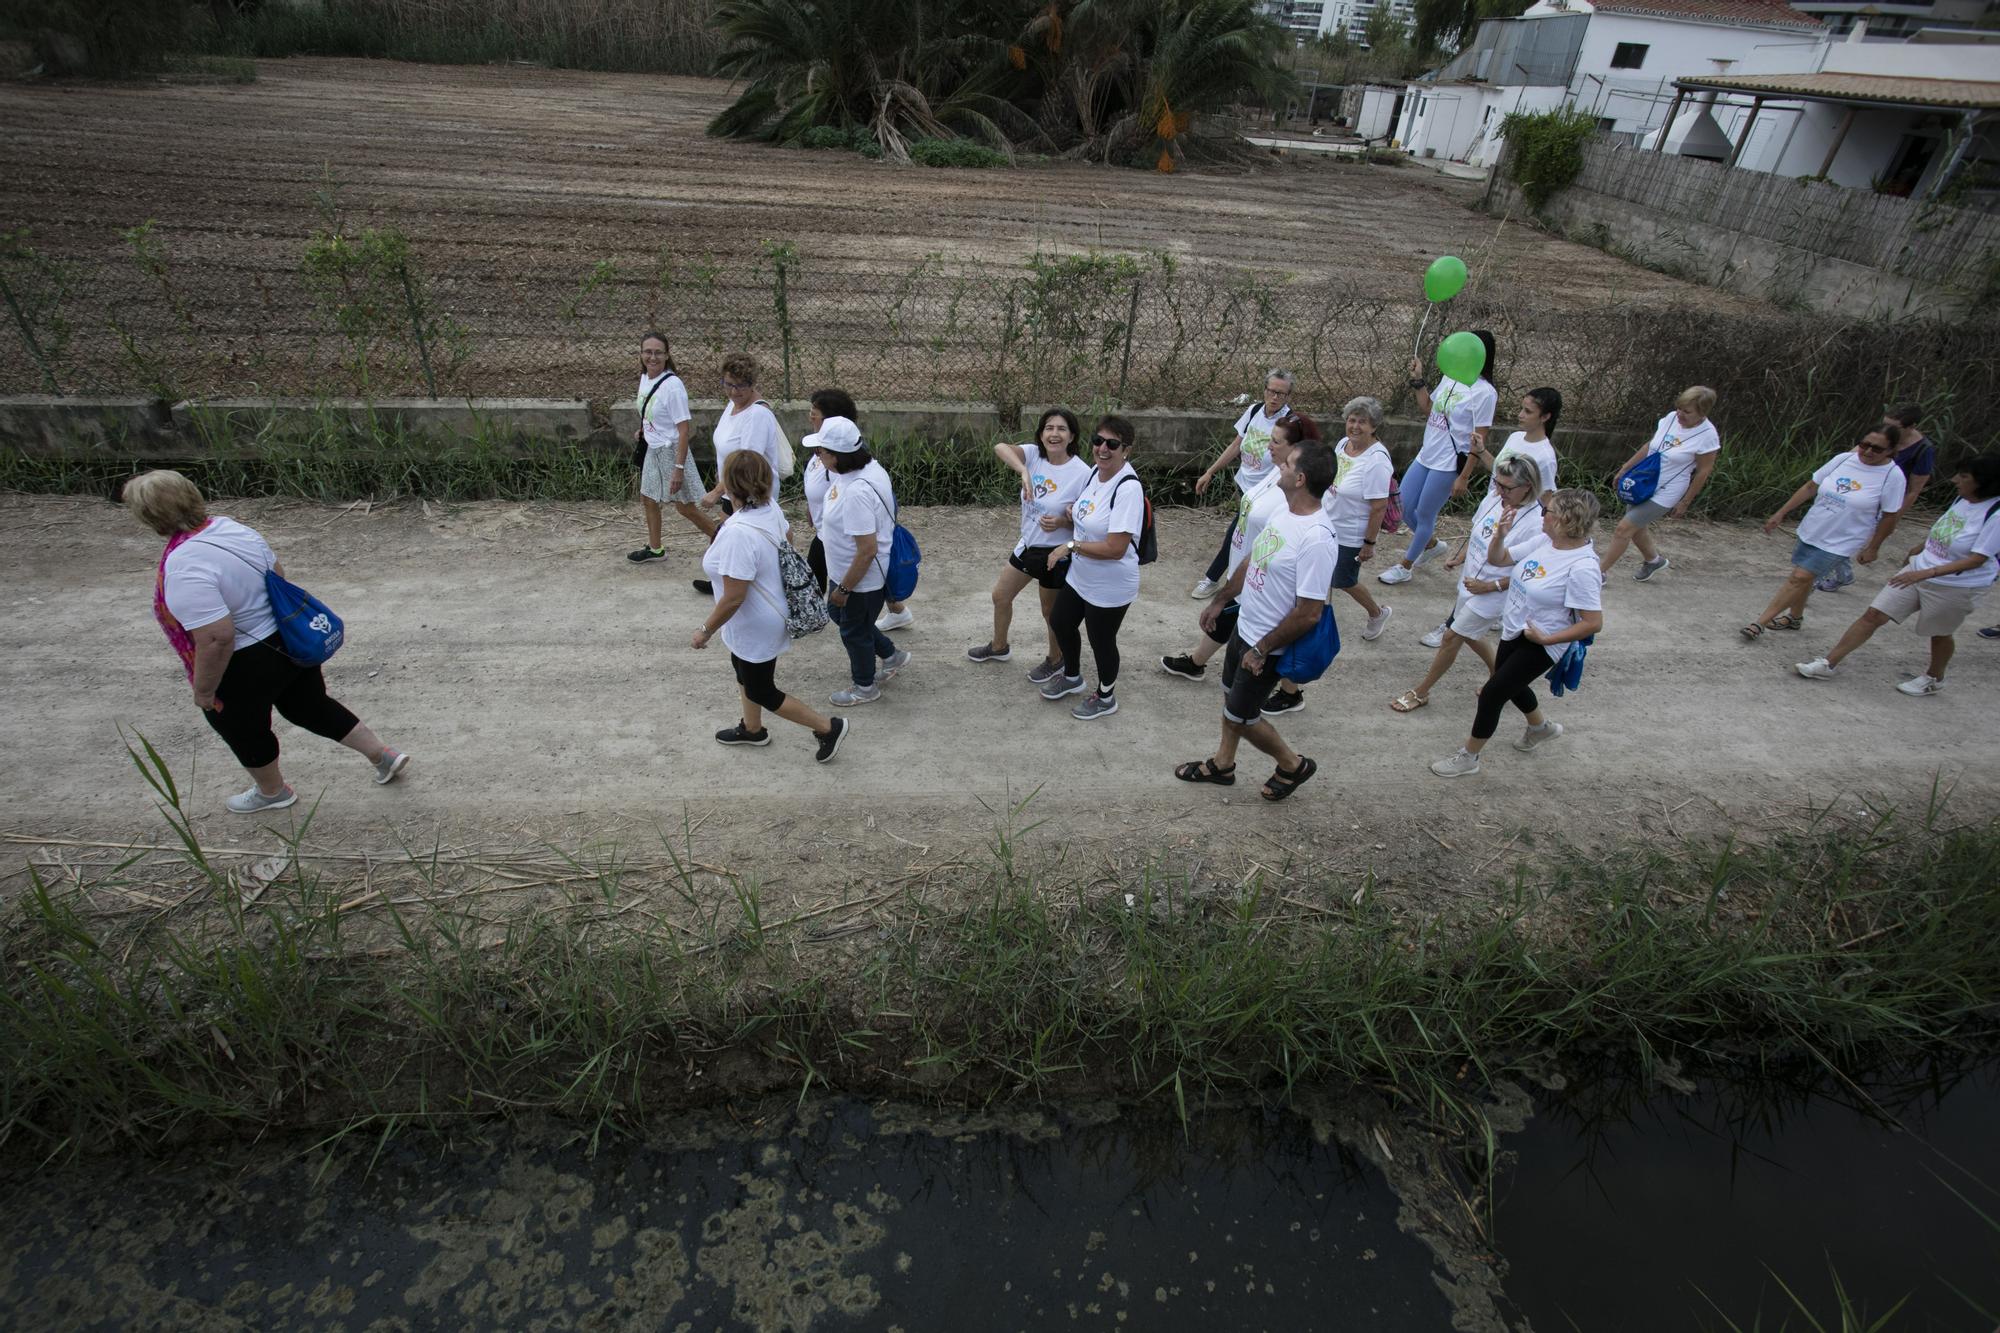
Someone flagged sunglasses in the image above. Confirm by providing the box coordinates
[1093,436,1126,448]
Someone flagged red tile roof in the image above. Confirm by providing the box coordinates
[1588,0,1824,31]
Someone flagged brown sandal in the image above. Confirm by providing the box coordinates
[1768,612,1805,631]
[1390,689,1430,713]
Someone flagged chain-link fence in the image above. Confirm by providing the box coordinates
[4,224,1997,446]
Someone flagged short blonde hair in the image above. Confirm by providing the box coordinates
[1544,488,1600,541]
[1677,385,1717,416]
[123,469,208,536]
[723,449,774,507]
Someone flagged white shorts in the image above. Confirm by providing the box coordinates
[1447,584,1502,640]
[1869,573,1988,638]
[641,446,705,504]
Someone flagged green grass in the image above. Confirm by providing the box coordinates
[3,744,1997,1173]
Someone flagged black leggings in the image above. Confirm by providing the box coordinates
[730,653,787,711]
[1471,635,1554,741]
[203,638,360,770]
[1050,585,1129,687]
[1203,512,1239,582]
[807,536,828,595]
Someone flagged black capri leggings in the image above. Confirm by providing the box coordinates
[730,653,788,711]
[807,536,828,595]
[203,637,360,770]
[1470,635,1554,741]
[1049,584,1129,687]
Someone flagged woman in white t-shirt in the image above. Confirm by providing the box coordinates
[1428,387,1563,647]
[692,353,791,597]
[1601,386,1721,579]
[808,416,911,708]
[1190,370,1295,598]
[629,330,711,565]
[1160,415,1312,686]
[693,452,849,762]
[1044,415,1146,721]
[1796,455,2000,696]
[1430,489,1604,779]
[1380,330,1498,586]
[967,407,1091,677]
[800,387,858,594]
[1743,425,1907,639]
[1393,455,1543,714]
[123,470,410,815]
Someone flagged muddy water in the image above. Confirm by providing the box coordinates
[0,1101,1456,1332]
[1495,1063,2000,1332]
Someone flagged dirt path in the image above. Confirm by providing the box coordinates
[5,494,1994,911]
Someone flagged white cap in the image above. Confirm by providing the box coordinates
[803,416,862,453]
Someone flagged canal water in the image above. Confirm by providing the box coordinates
[2,1067,1992,1331]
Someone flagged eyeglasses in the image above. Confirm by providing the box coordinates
[721,378,747,391]
[1858,442,1892,455]
[1093,436,1126,448]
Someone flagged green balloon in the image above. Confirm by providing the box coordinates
[1436,330,1486,386]
[1423,255,1469,302]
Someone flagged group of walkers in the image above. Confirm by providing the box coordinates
[123,327,1999,812]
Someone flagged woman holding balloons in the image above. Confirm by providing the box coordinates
[1380,327,1498,586]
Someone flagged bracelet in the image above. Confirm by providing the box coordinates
[1408,378,1427,390]
[1362,538,1376,545]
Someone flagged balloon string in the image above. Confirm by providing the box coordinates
[1412,305,1433,364]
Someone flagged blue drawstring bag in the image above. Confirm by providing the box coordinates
[1616,451,1662,506]
[862,477,922,601]
[1276,605,1341,684]
[266,571,345,666]
[1545,633,1593,697]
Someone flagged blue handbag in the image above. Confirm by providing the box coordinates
[198,539,345,666]
[1616,451,1662,506]
[1275,605,1340,684]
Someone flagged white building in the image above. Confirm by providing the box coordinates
[1264,0,1418,43]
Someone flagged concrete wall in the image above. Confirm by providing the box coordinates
[1,395,1649,477]
[167,398,592,440]
[1486,173,1962,318]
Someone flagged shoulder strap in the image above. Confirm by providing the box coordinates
[188,536,272,577]
[1111,474,1144,513]
[639,371,679,418]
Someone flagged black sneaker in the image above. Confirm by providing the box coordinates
[628,546,666,563]
[814,715,850,764]
[692,578,713,595]
[1261,689,1305,717]
[715,721,771,747]
[1159,653,1206,681]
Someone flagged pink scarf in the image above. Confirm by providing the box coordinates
[154,521,211,682]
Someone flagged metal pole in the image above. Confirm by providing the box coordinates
[1656,86,1686,154]
[398,262,439,399]
[1726,97,1763,169]
[775,258,793,401]
[1117,278,1141,403]
[0,271,61,395]
[1817,106,1857,179]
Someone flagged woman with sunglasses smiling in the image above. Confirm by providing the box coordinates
[967,407,1092,677]
[1742,424,1906,640]
[1044,416,1146,720]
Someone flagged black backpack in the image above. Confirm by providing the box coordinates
[1110,475,1159,565]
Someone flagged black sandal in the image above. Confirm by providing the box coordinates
[1174,758,1237,785]
[1261,756,1318,802]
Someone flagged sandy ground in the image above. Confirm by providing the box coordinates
[4,493,1996,912]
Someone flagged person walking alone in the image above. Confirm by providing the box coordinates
[1174,440,1337,801]
[629,331,712,564]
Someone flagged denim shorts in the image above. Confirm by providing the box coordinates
[1790,539,1845,577]
[1333,544,1363,589]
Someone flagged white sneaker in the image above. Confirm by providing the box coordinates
[1191,577,1222,600]
[1377,564,1413,585]
[1895,674,1945,696]
[226,784,297,814]
[1794,658,1838,681]
[1429,748,1481,778]
[1419,622,1449,649]
[1412,539,1442,570]
[1514,720,1564,751]
[1362,605,1393,641]
[875,607,914,632]
[373,749,410,785]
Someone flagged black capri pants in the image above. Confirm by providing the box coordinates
[1049,584,1129,687]
[1470,635,1554,741]
[807,536,828,595]
[730,653,788,711]
[203,637,360,770]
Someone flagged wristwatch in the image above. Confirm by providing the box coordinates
[1066,540,1078,556]
[1407,377,1427,389]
